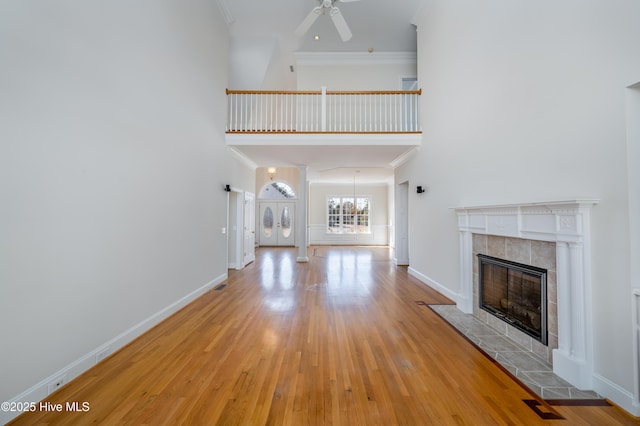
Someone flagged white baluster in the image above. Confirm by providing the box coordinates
[350,94,353,132]
[417,92,421,131]
[251,93,255,131]
[411,95,417,131]
[393,93,397,132]
[415,92,419,131]
[321,87,326,132]
[232,93,235,131]
[384,94,388,132]
[328,93,332,131]
[405,93,409,132]
[240,93,244,131]
[368,93,372,131]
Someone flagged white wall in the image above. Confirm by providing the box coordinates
[398,0,640,414]
[0,0,254,417]
[309,183,389,245]
[627,84,640,292]
[295,53,417,91]
[229,36,277,90]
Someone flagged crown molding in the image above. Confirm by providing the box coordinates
[294,51,417,66]
[390,146,420,169]
[228,147,257,169]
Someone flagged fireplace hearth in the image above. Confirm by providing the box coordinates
[478,254,548,345]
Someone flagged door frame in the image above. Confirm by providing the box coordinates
[227,186,245,270]
[243,191,255,266]
[395,181,409,265]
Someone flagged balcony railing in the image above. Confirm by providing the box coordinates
[226,88,421,134]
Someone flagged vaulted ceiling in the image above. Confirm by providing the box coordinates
[218,0,421,53]
[217,0,423,183]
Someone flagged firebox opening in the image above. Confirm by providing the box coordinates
[478,254,548,345]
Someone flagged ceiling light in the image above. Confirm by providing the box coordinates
[314,35,320,41]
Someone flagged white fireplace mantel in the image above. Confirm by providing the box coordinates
[454,199,599,390]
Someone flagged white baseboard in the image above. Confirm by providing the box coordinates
[593,373,640,417]
[1,273,227,426]
[407,267,459,302]
[309,224,389,246]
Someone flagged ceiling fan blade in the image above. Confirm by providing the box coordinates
[294,6,322,37]
[330,7,352,42]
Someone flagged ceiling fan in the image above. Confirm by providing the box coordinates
[294,0,360,42]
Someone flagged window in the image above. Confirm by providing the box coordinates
[259,182,296,199]
[327,196,370,234]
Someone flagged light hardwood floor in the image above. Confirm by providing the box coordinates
[10,247,639,425]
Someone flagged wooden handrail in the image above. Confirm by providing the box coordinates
[226,89,321,95]
[226,89,422,96]
[326,89,422,95]
[226,130,423,134]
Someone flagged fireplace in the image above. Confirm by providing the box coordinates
[478,254,548,345]
[455,200,599,390]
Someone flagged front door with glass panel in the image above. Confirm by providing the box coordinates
[259,202,295,246]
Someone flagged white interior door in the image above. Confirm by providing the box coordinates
[243,192,255,265]
[259,201,295,246]
[227,191,241,269]
[396,182,409,265]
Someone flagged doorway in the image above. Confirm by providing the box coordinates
[227,189,255,270]
[259,201,295,246]
[395,181,409,265]
[227,190,243,270]
[243,192,256,265]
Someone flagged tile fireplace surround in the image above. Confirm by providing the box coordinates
[454,200,599,391]
[473,236,555,359]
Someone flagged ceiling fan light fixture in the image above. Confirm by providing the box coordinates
[330,7,352,42]
[295,0,359,42]
[294,6,322,38]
